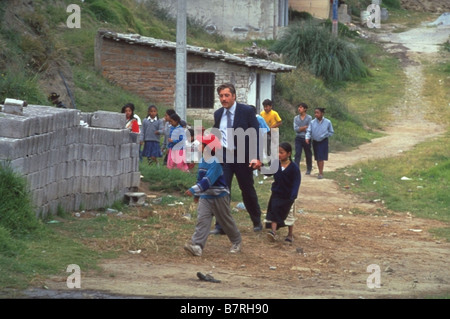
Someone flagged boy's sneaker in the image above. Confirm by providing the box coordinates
[230,242,241,254]
[184,243,202,256]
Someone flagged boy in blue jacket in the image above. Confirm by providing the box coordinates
[184,132,242,256]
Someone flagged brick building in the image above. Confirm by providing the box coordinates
[94,30,295,118]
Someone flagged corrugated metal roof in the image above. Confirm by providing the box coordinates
[98,30,296,73]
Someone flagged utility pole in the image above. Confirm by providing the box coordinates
[332,0,338,37]
[176,0,187,121]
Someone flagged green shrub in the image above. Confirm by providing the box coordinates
[85,0,142,33]
[383,0,402,9]
[0,162,41,236]
[0,68,48,106]
[271,23,370,83]
[0,226,25,257]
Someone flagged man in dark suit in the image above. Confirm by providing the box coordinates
[210,83,263,234]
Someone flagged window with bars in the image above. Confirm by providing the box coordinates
[187,72,215,109]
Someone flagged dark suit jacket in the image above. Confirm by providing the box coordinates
[213,103,260,164]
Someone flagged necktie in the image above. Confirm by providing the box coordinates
[226,109,232,128]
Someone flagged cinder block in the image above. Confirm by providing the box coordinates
[8,157,25,173]
[74,159,87,176]
[91,111,126,129]
[32,188,45,207]
[119,143,131,159]
[46,182,58,202]
[130,171,141,188]
[0,115,31,138]
[92,144,107,161]
[124,192,146,206]
[3,104,23,116]
[65,127,80,146]
[79,144,93,160]
[67,144,80,162]
[0,138,21,160]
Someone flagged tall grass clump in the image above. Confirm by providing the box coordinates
[271,22,370,83]
[0,162,41,236]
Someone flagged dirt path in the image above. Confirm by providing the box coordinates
[25,21,450,300]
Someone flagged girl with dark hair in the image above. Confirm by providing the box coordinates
[265,142,301,243]
[121,103,140,133]
[167,113,189,171]
[141,105,163,165]
[305,107,334,179]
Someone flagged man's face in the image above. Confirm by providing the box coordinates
[218,88,236,109]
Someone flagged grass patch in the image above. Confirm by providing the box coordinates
[0,68,48,105]
[421,58,450,126]
[139,163,197,193]
[72,66,163,116]
[0,162,100,289]
[275,67,382,152]
[333,39,406,128]
[328,132,450,240]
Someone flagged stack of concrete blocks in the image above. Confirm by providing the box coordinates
[0,104,141,217]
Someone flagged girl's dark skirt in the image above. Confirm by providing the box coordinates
[312,138,329,161]
[142,141,162,158]
[264,195,295,230]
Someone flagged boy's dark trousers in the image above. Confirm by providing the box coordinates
[294,136,312,172]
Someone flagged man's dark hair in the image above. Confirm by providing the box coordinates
[217,82,236,95]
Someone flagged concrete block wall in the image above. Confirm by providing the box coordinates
[0,105,140,217]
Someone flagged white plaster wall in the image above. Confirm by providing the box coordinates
[156,0,280,39]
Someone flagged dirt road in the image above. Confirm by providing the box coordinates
[22,18,450,300]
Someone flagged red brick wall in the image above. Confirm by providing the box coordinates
[99,38,176,106]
